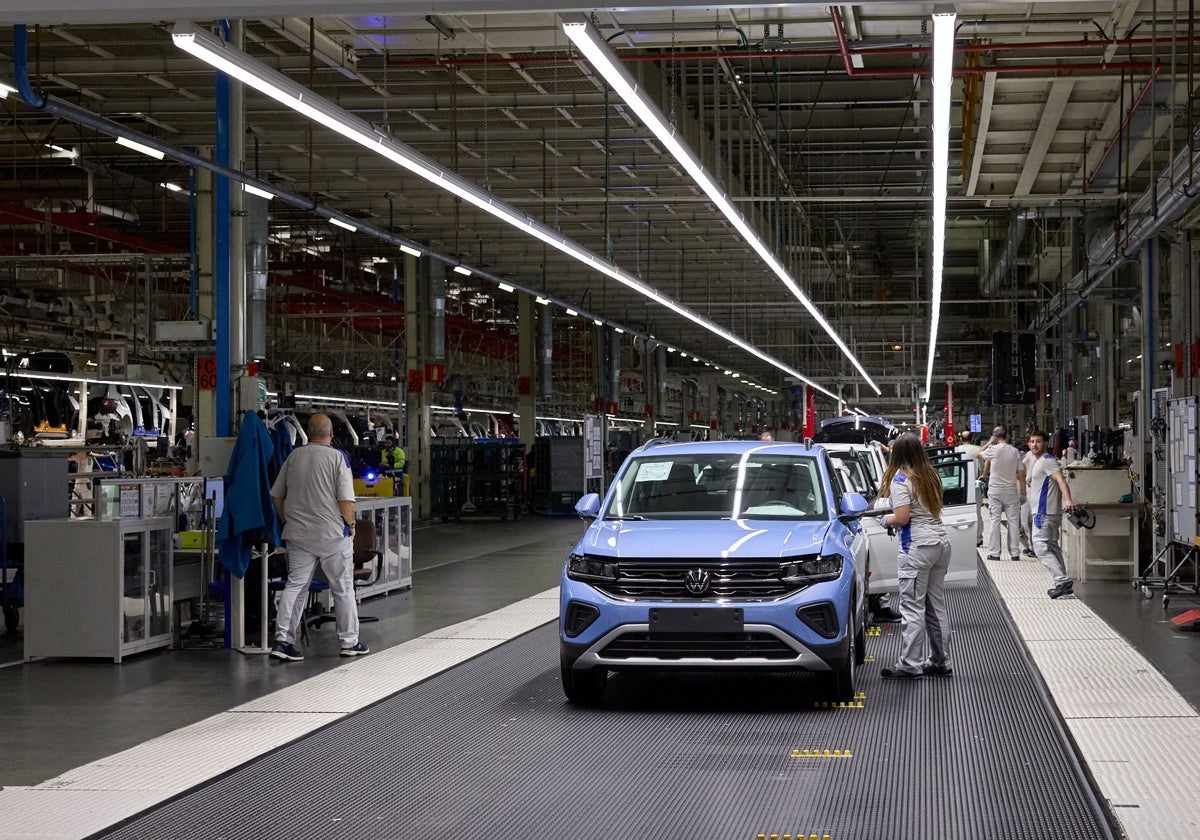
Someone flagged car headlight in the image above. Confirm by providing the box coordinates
[566,552,619,582]
[779,553,844,585]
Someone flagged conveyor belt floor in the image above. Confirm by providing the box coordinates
[98,582,1113,840]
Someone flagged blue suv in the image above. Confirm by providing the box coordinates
[559,439,872,705]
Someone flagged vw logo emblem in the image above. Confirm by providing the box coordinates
[684,568,711,596]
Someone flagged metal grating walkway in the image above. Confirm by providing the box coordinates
[94,580,1113,840]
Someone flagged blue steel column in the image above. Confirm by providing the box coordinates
[214,58,231,437]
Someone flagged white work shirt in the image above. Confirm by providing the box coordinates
[981,442,1023,491]
[1028,453,1066,526]
[1021,451,1037,496]
[271,443,355,553]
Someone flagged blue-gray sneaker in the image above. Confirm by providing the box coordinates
[340,641,370,657]
[271,641,304,661]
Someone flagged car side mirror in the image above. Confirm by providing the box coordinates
[575,493,601,518]
[837,491,870,521]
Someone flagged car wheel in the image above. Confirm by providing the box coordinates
[817,615,857,703]
[854,621,866,667]
[560,652,606,705]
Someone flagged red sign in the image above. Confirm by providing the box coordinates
[517,376,532,396]
[606,401,618,415]
[425,362,445,384]
[197,356,217,390]
[803,386,816,439]
[643,403,654,418]
[709,419,718,430]
[407,368,424,394]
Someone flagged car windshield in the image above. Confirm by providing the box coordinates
[605,453,827,520]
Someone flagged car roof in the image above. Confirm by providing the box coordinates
[632,439,824,457]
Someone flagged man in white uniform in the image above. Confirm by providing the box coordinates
[1027,429,1079,598]
[270,413,369,661]
[955,431,983,547]
[1019,442,1038,558]
[978,426,1026,561]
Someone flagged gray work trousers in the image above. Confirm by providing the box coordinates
[276,542,360,647]
[892,540,952,674]
[987,487,1021,557]
[1032,514,1069,585]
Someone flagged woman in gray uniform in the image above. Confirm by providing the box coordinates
[878,433,953,680]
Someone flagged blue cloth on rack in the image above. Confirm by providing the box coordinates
[216,411,281,579]
[268,418,294,479]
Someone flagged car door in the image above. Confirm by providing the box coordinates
[864,453,978,594]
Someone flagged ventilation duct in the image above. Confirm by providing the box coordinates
[244,194,268,360]
[425,260,446,361]
[539,308,553,399]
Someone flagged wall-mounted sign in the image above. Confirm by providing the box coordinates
[97,340,128,380]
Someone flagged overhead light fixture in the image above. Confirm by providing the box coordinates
[399,244,422,257]
[593,319,603,327]
[366,371,376,378]
[497,282,515,293]
[0,82,16,98]
[892,344,904,351]
[170,21,838,398]
[425,14,456,41]
[330,217,357,232]
[161,181,185,193]
[614,327,625,334]
[312,365,324,372]
[243,183,276,200]
[116,135,166,160]
[453,265,473,276]
[561,14,879,397]
[44,142,79,159]
[340,368,351,375]
[565,308,578,317]
[925,4,956,395]
[535,296,551,306]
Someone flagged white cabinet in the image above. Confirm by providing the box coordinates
[1064,504,1141,582]
[354,495,413,597]
[24,518,174,662]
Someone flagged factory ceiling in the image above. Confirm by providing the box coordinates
[0,1,1195,418]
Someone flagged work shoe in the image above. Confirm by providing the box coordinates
[976,539,984,547]
[880,668,923,681]
[987,555,1001,562]
[1022,548,1036,558]
[922,664,954,677]
[1048,580,1075,599]
[270,641,304,662]
[340,641,370,657]
[873,606,903,623]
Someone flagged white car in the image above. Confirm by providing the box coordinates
[821,442,979,597]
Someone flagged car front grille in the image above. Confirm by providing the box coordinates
[599,631,797,660]
[595,560,800,600]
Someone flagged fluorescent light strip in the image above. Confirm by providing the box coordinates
[161,181,184,193]
[171,21,834,399]
[926,6,956,394]
[561,15,878,397]
[453,265,472,276]
[243,183,276,200]
[497,282,515,293]
[399,244,422,257]
[329,217,357,232]
[116,135,166,160]
[535,296,550,306]
[0,82,16,98]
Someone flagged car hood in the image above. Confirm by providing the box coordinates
[581,518,832,559]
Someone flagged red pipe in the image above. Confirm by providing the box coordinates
[1085,64,1164,190]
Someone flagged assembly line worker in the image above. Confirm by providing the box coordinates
[955,430,984,547]
[978,426,1026,561]
[269,413,369,661]
[878,433,953,680]
[381,435,406,473]
[1026,429,1079,600]
[1019,442,1038,558]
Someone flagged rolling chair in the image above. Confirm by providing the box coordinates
[306,516,380,630]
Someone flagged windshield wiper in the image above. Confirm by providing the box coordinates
[605,514,646,521]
